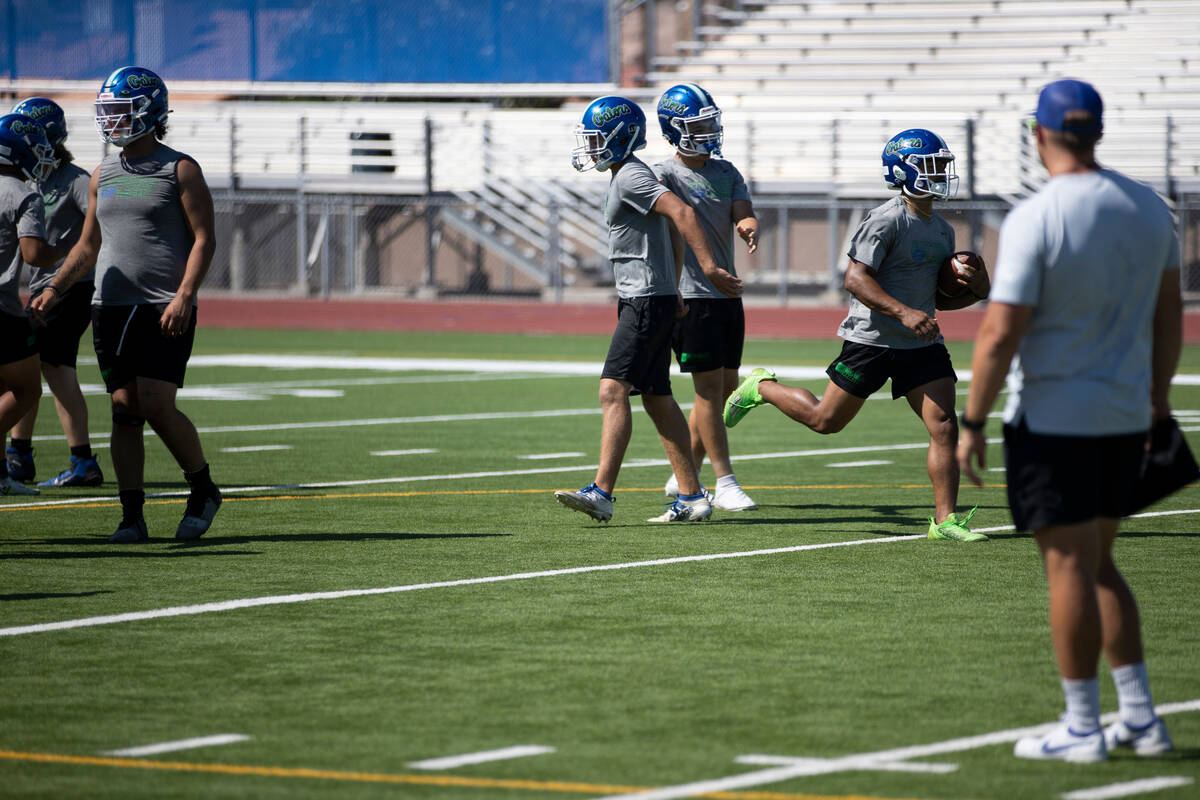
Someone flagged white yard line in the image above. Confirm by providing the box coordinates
[220,445,293,453]
[590,700,1200,800]
[100,734,250,757]
[0,535,922,637]
[518,452,587,460]
[1,508,1192,635]
[826,460,893,468]
[370,448,438,456]
[735,755,957,774]
[406,744,555,770]
[1061,777,1195,800]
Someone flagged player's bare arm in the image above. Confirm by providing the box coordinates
[1151,267,1183,421]
[732,199,758,254]
[28,169,101,315]
[843,258,938,342]
[161,157,216,336]
[652,190,742,298]
[665,219,688,318]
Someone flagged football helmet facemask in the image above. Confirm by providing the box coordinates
[571,96,647,172]
[0,114,56,183]
[657,83,723,157]
[882,128,958,200]
[94,66,169,147]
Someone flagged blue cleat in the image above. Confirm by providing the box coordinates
[39,456,104,488]
[5,446,35,483]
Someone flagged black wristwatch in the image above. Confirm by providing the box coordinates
[960,415,986,432]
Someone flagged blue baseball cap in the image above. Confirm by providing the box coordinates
[1035,79,1103,134]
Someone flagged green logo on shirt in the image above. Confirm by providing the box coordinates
[99,175,157,199]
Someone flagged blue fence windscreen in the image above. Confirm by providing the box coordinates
[4,0,609,83]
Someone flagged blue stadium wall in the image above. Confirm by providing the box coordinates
[5,0,609,82]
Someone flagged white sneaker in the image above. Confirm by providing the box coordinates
[1014,723,1107,763]
[0,476,39,496]
[1104,718,1174,756]
[555,483,613,522]
[648,495,712,522]
[664,473,679,498]
[713,483,757,511]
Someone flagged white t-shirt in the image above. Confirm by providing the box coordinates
[991,168,1179,435]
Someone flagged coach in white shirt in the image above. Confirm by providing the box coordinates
[957,79,1181,763]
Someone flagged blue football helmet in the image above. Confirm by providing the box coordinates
[0,113,56,183]
[12,97,67,151]
[571,96,647,172]
[657,83,723,157]
[94,66,169,147]
[882,128,958,200]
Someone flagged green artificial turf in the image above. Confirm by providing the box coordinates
[2,328,1198,800]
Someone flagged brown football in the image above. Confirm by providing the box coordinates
[938,251,981,297]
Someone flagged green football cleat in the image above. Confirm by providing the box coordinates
[723,368,776,428]
[927,506,987,542]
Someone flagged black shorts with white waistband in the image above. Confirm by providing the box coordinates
[92,304,197,393]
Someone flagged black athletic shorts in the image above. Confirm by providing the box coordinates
[672,297,745,373]
[826,340,957,399]
[602,295,677,396]
[0,309,38,366]
[1003,417,1147,532]
[31,281,93,369]
[92,304,197,393]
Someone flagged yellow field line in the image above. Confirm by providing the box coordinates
[0,748,919,800]
[2,485,1008,513]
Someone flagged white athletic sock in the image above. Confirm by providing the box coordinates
[715,474,739,492]
[1112,662,1156,728]
[1061,677,1102,734]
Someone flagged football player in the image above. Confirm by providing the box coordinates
[0,113,60,495]
[5,97,103,489]
[555,96,741,523]
[724,129,990,541]
[29,67,221,542]
[653,84,758,512]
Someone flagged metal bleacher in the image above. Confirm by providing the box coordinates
[41,0,1200,295]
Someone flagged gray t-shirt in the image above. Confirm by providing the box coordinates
[652,156,751,299]
[991,168,1179,436]
[0,174,46,317]
[94,143,197,307]
[605,156,675,298]
[838,196,955,349]
[27,162,91,294]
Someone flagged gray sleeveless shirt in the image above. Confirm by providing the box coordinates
[93,143,196,306]
[28,161,91,295]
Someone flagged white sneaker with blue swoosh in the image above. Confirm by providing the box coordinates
[1014,723,1107,763]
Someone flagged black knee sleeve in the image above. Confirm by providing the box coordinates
[112,409,146,428]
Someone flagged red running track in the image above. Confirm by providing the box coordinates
[196,296,1200,343]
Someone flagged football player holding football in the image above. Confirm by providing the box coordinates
[652,84,759,512]
[30,67,221,542]
[555,96,741,523]
[724,128,989,541]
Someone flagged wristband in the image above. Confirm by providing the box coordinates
[960,415,986,432]
[44,284,61,296]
